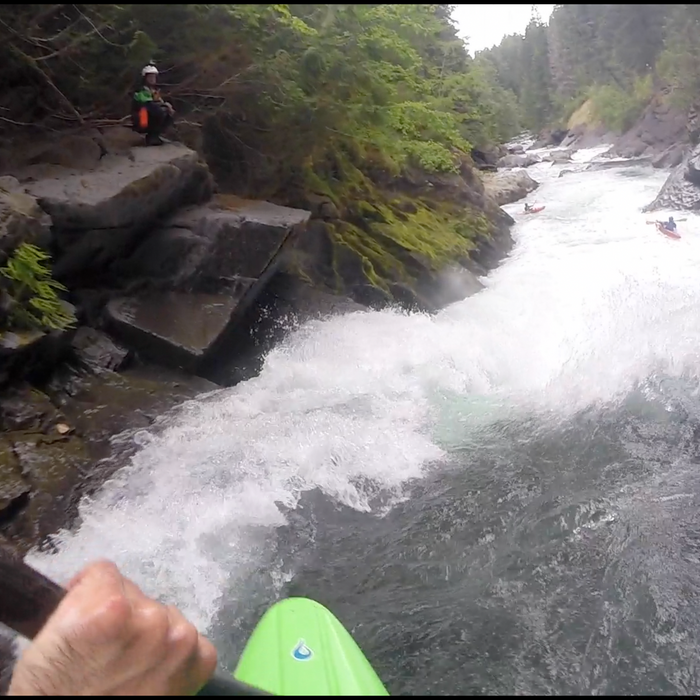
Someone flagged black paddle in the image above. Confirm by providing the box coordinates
[0,546,271,696]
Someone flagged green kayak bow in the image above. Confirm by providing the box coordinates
[0,550,389,696]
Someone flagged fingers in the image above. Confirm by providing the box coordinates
[54,560,132,643]
[77,562,216,688]
[160,604,218,693]
[197,635,219,687]
[66,558,123,593]
[19,559,218,696]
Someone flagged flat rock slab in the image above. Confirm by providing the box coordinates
[106,287,254,374]
[584,157,653,172]
[120,194,311,289]
[22,144,212,231]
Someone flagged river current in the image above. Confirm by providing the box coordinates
[27,145,700,695]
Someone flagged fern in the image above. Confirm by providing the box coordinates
[0,244,76,333]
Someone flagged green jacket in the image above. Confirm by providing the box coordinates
[133,86,162,104]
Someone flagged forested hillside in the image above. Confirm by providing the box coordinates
[0,4,525,307]
[479,4,700,134]
[0,4,520,177]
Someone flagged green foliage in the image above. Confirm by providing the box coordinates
[656,5,700,110]
[478,16,553,132]
[588,75,652,132]
[550,90,589,125]
[0,244,76,333]
[0,3,520,299]
[482,4,682,133]
[0,3,523,157]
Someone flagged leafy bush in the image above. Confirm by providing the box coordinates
[0,4,521,181]
[551,90,589,125]
[0,244,76,333]
[588,77,650,132]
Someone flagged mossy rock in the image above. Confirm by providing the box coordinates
[293,148,509,309]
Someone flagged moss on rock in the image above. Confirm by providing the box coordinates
[292,149,507,308]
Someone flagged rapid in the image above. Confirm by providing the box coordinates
[27,145,700,694]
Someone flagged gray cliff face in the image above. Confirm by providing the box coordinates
[644,143,700,212]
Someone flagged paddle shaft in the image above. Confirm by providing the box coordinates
[0,548,271,696]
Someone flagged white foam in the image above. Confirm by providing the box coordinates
[28,157,700,634]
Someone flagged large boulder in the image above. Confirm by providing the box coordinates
[292,158,515,312]
[651,143,689,170]
[0,128,151,176]
[482,169,539,206]
[19,143,215,285]
[643,142,700,211]
[531,127,568,150]
[114,195,310,292]
[471,145,505,171]
[105,292,244,375]
[559,123,614,150]
[496,153,541,169]
[540,148,577,164]
[609,93,687,159]
[105,197,310,376]
[70,326,130,374]
[23,143,213,232]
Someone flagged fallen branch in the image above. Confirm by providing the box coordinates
[73,6,121,48]
[0,115,61,132]
[35,17,121,62]
[85,116,131,127]
[0,116,35,127]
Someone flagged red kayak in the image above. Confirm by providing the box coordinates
[656,221,680,240]
[524,205,545,215]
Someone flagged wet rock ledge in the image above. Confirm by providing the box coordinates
[0,121,518,554]
[0,129,310,551]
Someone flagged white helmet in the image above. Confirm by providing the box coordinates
[142,64,158,76]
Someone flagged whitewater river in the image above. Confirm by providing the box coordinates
[27,147,700,695]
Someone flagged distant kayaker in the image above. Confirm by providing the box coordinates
[524,203,532,212]
[7,559,217,696]
[660,216,677,232]
[131,64,176,147]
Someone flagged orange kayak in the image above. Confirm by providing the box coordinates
[656,222,680,240]
[524,205,545,214]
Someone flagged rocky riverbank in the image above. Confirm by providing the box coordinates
[503,90,700,213]
[0,123,522,557]
[530,92,690,171]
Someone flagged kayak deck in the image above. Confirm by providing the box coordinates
[233,597,389,696]
[656,221,680,239]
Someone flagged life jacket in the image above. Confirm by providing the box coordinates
[132,85,163,131]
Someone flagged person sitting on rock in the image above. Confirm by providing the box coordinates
[131,64,175,146]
